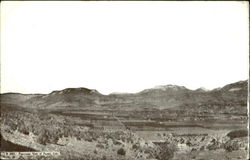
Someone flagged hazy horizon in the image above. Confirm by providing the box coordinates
[1,2,249,95]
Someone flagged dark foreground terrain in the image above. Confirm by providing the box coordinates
[0,80,248,160]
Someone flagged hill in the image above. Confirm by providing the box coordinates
[0,80,248,112]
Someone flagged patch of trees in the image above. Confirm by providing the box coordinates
[226,130,248,139]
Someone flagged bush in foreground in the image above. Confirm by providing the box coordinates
[151,142,178,160]
[223,138,246,152]
[117,148,126,156]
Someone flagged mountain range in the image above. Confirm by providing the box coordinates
[0,80,248,112]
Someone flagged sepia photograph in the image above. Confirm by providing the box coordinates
[0,1,249,160]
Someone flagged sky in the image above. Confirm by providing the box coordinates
[1,1,249,95]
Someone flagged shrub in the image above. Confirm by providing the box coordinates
[224,138,248,152]
[101,155,107,160]
[207,139,221,150]
[37,130,49,145]
[96,143,105,149]
[37,128,60,145]
[132,144,139,150]
[18,122,30,135]
[117,148,126,156]
[224,139,242,152]
[154,142,178,160]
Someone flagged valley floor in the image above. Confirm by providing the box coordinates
[0,108,248,160]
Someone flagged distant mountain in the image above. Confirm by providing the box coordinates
[219,80,248,92]
[195,87,210,92]
[0,80,248,111]
[1,87,103,110]
[50,88,101,95]
[141,85,188,92]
